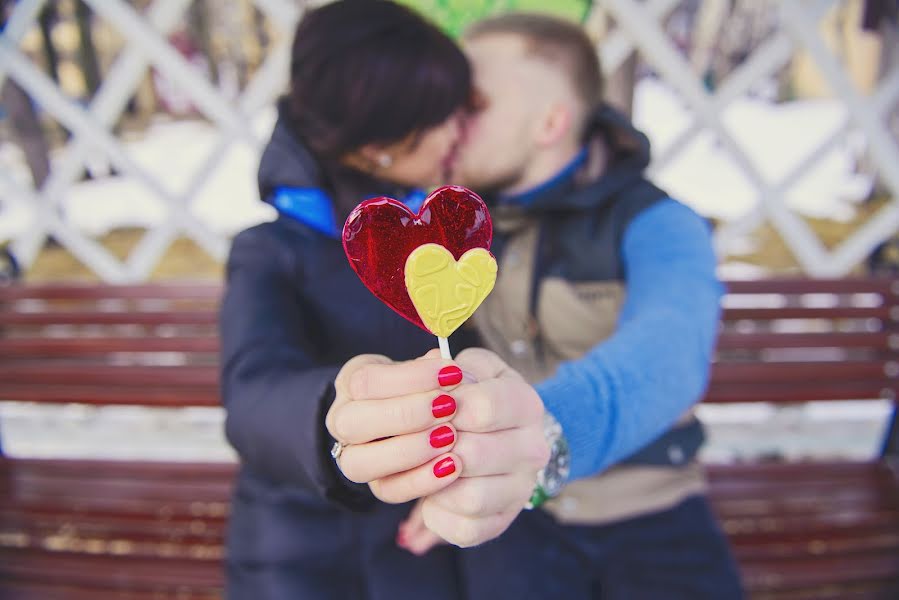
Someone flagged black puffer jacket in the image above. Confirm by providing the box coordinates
[220,109,475,599]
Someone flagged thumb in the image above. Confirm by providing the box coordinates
[334,354,392,399]
[397,499,447,556]
[417,348,443,360]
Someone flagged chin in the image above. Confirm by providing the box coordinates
[447,164,476,188]
[454,171,489,191]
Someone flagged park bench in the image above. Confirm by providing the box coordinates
[0,279,897,599]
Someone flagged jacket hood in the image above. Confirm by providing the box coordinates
[257,102,416,223]
[257,102,322,204]
[499,104,653,214]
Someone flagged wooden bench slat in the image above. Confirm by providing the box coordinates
[0,383,220,406]
[0,284,222,301]
[710,361,896,384]
[0,579,221,600]
[716,474,899,501]
[2,469,232,501]
[8,278,887,300]
[724,518,899,550]
[0,336,219,356]
[722,305,896,321]
[704,381,898,403]
[0,458,236,479]
[712,488,899,518]
[0,310,219,326]
[1,472,233,504]
[730,530,899,561]
[715,330,894,350]
[738,552,899,592]
[3,362,892,389]
[4,332,889,356]
[0,507,227,535]
[706,461,895,480]
[0,364,219,387]
[0,458,233,518]
[706,461,899,490]
[1,510,227,549]
[719,504,899,538]
[0,498,229,523]
[742,580,898,600]
[0,547,224,590]
[9,306,873,325]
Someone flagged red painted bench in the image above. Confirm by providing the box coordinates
[0,280,897,598]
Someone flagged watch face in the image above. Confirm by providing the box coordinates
[538,437,570,498]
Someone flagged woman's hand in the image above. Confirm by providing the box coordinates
[404,348,550,550]
[396,348,550,553]
[325,347,549,548]
[325,353,466,504]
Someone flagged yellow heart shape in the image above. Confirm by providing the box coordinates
[404,244,498,338]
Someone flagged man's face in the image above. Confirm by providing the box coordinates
[452,34,540,192]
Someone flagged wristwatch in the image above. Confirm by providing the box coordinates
[526,411,570,509]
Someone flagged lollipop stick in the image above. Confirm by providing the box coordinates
[438,336,451,360]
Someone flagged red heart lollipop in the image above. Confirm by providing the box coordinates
[342,185,493,333]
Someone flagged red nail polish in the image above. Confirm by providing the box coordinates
[433,456,456,478]
[429,425,455,448]
[431,394,456,418]
[438,366,463,387]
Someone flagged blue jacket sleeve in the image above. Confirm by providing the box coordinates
[220,226,374,509]
[535,199,722,481]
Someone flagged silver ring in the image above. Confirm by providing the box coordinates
[330,440,347,461]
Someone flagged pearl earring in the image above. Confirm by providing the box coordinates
[377,154,393,169]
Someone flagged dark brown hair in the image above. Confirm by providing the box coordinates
[287,0,471,159]
[466,13,603,110]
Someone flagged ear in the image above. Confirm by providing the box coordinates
[343,144,385,174]
[357,144,383,166]
[534,101,574,147]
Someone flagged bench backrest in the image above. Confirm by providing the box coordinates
[710,278,899,406]
[1,278,898,411]
[0,284,221,407]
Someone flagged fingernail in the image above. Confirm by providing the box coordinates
[433,456,456,478]
[438,365,463,387]
[431,394,456,418]
[396,530,407,547]
[429,425,455,448]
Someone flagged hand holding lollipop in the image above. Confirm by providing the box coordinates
[327,186,548,550]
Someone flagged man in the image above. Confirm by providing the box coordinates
[446,13,743,599]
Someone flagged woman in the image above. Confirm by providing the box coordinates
[220,2,545,598]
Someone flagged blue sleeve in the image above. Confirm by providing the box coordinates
[535,199,722,481]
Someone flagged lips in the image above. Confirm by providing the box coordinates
[441,140,461,181]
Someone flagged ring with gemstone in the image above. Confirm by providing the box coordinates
[330,440,347,461]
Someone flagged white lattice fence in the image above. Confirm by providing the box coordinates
[0,0,898,281]
[0,0,306,282]
[601,0,899,276]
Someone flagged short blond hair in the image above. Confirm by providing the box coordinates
[466,13,603,110]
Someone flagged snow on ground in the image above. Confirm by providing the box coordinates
[0,108,277,241]
[633,78,873,222]
[0,399,890,463]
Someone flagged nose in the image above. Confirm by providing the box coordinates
[452,109,474,146]
[446,111,463,141]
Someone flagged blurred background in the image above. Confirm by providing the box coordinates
[2,2,898,597]
[0,0,896,511]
